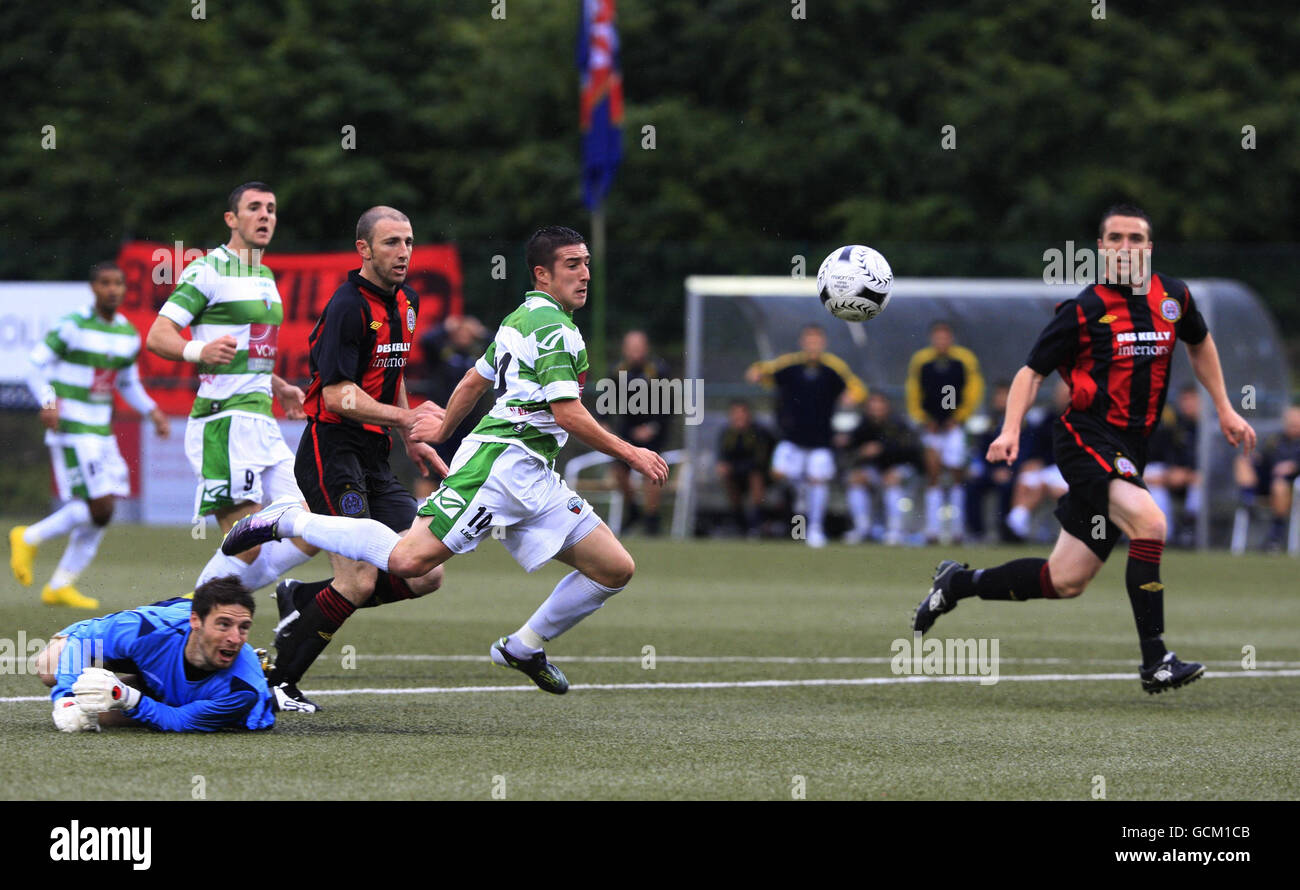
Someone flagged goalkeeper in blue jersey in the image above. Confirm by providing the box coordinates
[34,576,275,733]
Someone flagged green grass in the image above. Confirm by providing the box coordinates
[1,522,1297,800]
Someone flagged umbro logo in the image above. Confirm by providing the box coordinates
[1099,314,1117,324]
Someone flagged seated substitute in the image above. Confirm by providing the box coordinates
[1145,384,1203,546]
[1236,404,1300,551]
[715,399,775,537]
[963,381,1027,543]
[34,576,275,733]
[1006,379,1072,541]
[837,392,921,545]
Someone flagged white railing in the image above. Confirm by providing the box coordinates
[563,449,688,537]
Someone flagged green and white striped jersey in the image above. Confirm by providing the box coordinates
[467,291,589,465]
[30,306,145,441]
[159,245,283,419]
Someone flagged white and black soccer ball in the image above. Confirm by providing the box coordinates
[816,245,893,322]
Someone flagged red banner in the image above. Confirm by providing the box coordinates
[115,241,463,416]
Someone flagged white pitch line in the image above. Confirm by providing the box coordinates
[6,654,1298,668]
[3,669,1298,703]
[350,654,1300,668]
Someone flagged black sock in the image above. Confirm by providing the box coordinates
[1127,539,1167,665]
[951,558,1050,601]
[367,572,416,606]
[290,578,332,613]
[268,584,356,686]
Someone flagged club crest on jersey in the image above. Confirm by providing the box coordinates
[567,496,584,514]
[1115,455,1138,477]
[407,307,416,333]
[339,491,366,516]
[1159,297,1182,322]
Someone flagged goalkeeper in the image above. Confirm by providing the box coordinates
[34,576,275,733]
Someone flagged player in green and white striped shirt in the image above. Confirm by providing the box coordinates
[9,263,169,609]
[145,183,318,594]
[223,227,670,694]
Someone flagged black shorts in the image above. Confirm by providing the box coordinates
[296,420,417,533]
[1051,412,1149,562]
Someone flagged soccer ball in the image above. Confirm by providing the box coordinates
[816,245,893,322]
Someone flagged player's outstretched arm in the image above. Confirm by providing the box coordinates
[395,377,449,477]
[987,365,1043,465]
[1187,333,1256,455]
[412,366,491,444]
[551,397,669,483]
[322,380,414,430]
[146,316,237,365]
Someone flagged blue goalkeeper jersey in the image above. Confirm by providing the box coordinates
[50,599,275,732]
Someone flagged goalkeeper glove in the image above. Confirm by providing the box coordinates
[52,696,100,733]
[72,667,141,713]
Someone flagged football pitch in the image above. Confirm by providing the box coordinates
[2,523,1297,801]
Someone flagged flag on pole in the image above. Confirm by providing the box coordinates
[578,0,623,211]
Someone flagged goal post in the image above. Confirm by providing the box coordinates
[681,275,1289,547]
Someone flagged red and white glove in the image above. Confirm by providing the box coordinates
[52,696,100,733]
[72,667,141,714]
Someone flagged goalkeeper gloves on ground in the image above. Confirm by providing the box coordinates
[51,696,100,733]
[72,667,141,714]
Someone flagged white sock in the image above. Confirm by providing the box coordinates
[947,486,966,536]
[806,482,829,533]
[25,500,92,546]
[885,486,904,534]
[196,549,256,589]
[846,484,871,533]
[241,539,314,591]
[519,571,622,644]
[1007,504,1031,537]
[295,513,398,572]
[925,486,944,536]
[48,524,105,589]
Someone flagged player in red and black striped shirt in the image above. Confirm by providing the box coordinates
[912,204,1256,694]
[266,207,449,710]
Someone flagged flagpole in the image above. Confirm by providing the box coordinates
[591,202,607,382]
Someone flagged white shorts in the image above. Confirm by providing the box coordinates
[418,440,601,573]
[771,441,836,482]
[49,436,129,502]
[184,412,300,519]
[1023,463,1068,495]
[922,427,967,470]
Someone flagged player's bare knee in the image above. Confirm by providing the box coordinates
[599,553,634,589]
[1136,510,1167,542]
[387,549,428,579]
[89,500,114,526]
[408,565,444,596]
[1053,577,1088,599]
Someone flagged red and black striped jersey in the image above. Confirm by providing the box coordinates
[303,269,418,434]
[1026,273,1207,436]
